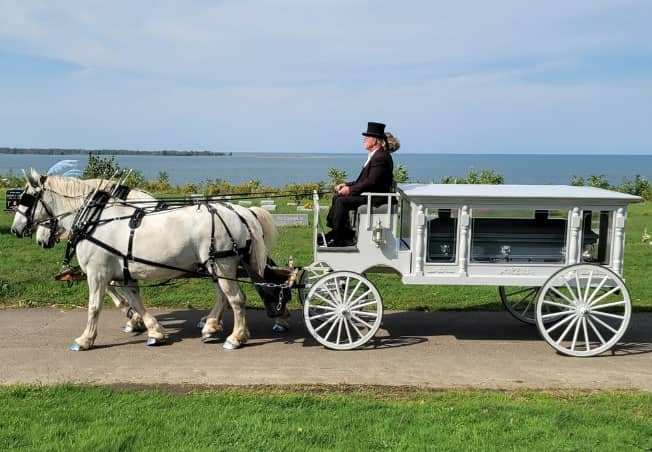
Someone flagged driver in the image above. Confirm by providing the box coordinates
[325,122,394,247]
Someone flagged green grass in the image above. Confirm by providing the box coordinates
[1,189,651,311]
[0,385,650,451]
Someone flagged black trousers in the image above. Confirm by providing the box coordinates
[325,195,366,240]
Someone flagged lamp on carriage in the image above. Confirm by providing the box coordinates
[373,219,384,247]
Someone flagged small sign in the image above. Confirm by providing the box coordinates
[5,188,22,212]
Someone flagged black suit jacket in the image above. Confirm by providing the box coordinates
[346,149,394,196]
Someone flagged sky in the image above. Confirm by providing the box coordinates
[0,0,651,154]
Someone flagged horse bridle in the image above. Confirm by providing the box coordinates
[15,177,60,246]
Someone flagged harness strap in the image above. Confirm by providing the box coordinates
[122,208,146,284]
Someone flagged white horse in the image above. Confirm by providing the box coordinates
[30,175,291,338]
[11,169,277,350]
[21,178,158,333]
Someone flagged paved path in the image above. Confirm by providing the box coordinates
[1,308,650,390]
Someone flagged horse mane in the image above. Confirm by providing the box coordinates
[45,176,108,211]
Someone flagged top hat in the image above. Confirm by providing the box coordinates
[362,122,386,139]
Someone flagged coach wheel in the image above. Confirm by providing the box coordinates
[536,264,631,357]
[297,261,332,303]
[304,271,383,350]
[499,286,563,325]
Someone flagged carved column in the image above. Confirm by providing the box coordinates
[567,207,581,265]
[414,205,425,275]
[458,205,470,276]
[612,207,626,274]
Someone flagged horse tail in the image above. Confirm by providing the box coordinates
[249,206,277,256]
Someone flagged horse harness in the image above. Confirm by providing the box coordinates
[62,190,290,317]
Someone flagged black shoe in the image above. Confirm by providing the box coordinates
[328,238,356,247]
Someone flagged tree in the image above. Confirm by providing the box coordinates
[394,163,409,183]
[83,154,120,179]
[328,167,348,186]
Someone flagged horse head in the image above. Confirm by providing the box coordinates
[10,169,50,238]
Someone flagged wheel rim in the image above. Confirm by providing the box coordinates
[304,271,383,350]
[298,261,332,303]
[536,264,631,357]
[499,286,562,325]
[499,286,541,325]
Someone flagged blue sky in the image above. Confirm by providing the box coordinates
[0,0,651,154]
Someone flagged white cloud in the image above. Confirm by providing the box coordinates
[0,0,650,152]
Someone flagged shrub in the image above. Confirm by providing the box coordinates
[328,168,347,186]
[620,175,652,200]
[441,168,504,185]
[83,153,120,179]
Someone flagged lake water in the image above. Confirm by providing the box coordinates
[1,152,651,187]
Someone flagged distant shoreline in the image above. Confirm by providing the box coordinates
[0,148,232,157]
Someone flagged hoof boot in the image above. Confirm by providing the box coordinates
[201,333,220,343]
[272,323,288,333]
[122,324,135,333]
[69,342,82,351]
[197,320,206,329]
[146,337,166,346]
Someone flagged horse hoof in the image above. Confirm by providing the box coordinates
[69,342,82,351]
[272,323,288,333]
[146,337,166,346]
[223,340,238,350]
[201,333,220,343]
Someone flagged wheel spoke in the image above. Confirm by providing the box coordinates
[313,313,339,333]
[334,277,344,304]
[323,315,340,341]
[582,317,591,352]
[348,289,372,307]
[542,300,574,310]
[541,310,575,320]
[349,316,364,338]
[511,293,531,309]
[343,316,353,344]
[546,313,576,334]
[590,310,625,321]
[555,316,578,344]
[583,270,593,304]
[587,275,609,305]
[563,279,579,305]
[574,271,584,303]
[588,286,621,307]
[590,300,626,311]
[348,299,378,310]
[586,317,607,345]
[350,310,377,318]
[550,287,576,306]
[345,279,362,304]
[588,313,618,334]
[350,313,373,329]
[520,299,533,316]
[322,281,342,304]
[505,287,536,297]
[309,311,337,321]
[336,317,343,345]
[309,305,336,311]
[313,291,338,308]
[570,316,581,350]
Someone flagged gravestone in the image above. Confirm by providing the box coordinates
[272,214,309,227]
